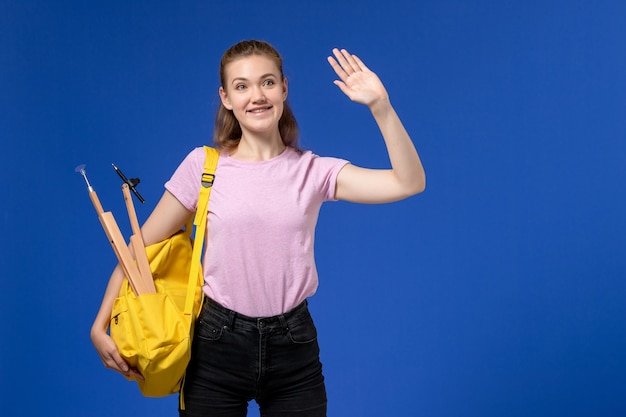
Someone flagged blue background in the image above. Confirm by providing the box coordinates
[2,1,625,416]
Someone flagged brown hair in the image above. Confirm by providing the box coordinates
[213,40,299,153]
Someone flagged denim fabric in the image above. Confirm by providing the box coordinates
[180,297,327,417]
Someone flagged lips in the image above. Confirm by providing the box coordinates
[247,105,272,114]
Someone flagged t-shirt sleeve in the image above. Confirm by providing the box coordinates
[311,153,350,202]
[164,147,206,211]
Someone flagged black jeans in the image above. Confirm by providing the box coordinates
[180,297,327,417]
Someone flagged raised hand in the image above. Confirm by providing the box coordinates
[327,48,389,108]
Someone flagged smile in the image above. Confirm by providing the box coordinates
[247,106,272,114]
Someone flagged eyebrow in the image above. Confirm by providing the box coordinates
[230,73,279,84]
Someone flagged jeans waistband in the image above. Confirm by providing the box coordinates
[201,296,309,330]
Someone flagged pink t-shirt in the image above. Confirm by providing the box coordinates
[165,147,348,317]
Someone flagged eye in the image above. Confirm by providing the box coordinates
[235,84,246,91]
[263,79,275,87]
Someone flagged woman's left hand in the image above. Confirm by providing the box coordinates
[327,48,425,204]
[327,48,389,108]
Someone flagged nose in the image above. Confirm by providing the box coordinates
[251,86,266,103]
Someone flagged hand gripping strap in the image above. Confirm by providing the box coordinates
[184,146,219,317]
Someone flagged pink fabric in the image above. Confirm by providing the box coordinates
[165,147,348,317]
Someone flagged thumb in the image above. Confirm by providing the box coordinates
[333,80,354,100]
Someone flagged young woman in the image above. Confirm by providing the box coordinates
[91,40,425,417]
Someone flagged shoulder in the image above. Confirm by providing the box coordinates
[167,146,210,188]
[300,149,349,175]
[189,146,210,162]
[177,146,212,172]
[287,148,350,198]
[287,148,347,166]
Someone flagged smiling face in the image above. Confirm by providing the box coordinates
[219,54,288,140]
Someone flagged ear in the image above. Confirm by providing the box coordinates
[282,77,288,101]
[219,86,233,110]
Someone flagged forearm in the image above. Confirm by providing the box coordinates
[370,98,426,194]
[90,264,125,336]
[91,262,143,378]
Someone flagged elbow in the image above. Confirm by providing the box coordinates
[415,180,426,195]
[416,169,426,193]
[407,173,426,197]
[394,175,425,201]
[410,182,426,197]
[415,170,426,194]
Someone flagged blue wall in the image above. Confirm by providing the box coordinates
[2,1,625,416]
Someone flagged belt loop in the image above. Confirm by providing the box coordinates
[278,313,288,331]
[227,310,236,328]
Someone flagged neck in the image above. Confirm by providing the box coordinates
[230,133,286,162]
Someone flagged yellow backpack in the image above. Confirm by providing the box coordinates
[109,146,219,397]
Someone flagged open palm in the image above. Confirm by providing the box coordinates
[327,48,388,106]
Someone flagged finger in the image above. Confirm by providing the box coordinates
[104,350,131,374]
[351,54,370,72]
[333,80,356,101]
[339,49,361,71]
[104,352,144,381]
[126,367,145,381]
[327,55,350,82]
[332,48,357,74]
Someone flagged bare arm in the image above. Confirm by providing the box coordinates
[90,190,193,378]
[327,48,426,203]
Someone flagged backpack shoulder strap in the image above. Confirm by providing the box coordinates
[184,146,220,316]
